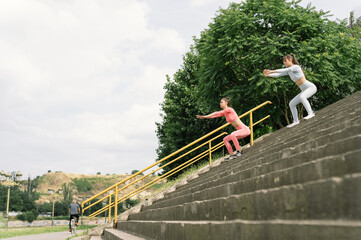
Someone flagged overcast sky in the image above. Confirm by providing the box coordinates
[1,0,360,179]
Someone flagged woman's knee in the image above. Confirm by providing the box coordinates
[299,94,307,103]
[289,98,298,108]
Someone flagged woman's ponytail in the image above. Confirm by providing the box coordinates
[284,54,300,65]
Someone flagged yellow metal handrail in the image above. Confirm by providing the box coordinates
[81,101,271,223]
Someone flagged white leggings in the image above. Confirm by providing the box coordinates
[289,81,317,122]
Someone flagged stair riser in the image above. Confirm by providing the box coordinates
[207,123,360,181]
[146,151,360,211]
[117,220,361,240]
[154,135,361,203]
[130,175,361,221]
[256,118,360,158]
[173,119,360,192]
[117,92,361,240]
[103,230,121,240]
[244,117,361,164]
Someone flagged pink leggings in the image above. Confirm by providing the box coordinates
[223,125,250,154]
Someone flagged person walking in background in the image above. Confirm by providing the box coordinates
[263,54,317,128]
[69,199,80,232]
[196,97,250,161]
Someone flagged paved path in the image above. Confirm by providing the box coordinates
[1,230,83,240]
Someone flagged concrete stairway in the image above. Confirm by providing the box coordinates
[103,91,361,240]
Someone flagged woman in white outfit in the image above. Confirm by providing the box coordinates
[263,54,317,128]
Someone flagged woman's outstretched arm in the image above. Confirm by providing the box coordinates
[263,69,288,77]
[196,111,224,119]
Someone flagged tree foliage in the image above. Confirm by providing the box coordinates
[72,178,93,193]
[62,183,74,204]
[195,0,361,127]
[156,0,361,177]
[16,210,39,223]
[0,185,37,212]
[156,49,222,177]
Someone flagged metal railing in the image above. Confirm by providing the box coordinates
[81,101,271,223]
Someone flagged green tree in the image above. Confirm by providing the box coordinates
[25,176,40,200]
[82,198,104,216]
[54,201,68,216]
[195,0,361,127]
[156,49,222,178]
[0,185,37,212]
[62,183,73,205]
[131,170,144,176]
[156,0,361,176]
[38,202,52,214]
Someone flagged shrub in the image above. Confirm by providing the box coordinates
[16,210,39,223]
[72,178,93,192]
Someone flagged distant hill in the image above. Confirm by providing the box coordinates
[34,172,161,205]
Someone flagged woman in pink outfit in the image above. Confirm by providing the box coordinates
[196,97,250,161]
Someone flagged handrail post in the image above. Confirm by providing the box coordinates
[209,141,212,165]
[114,185,118,224]
[108,195,112,223]
[250,111,254,146]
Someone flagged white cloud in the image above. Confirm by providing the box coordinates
[149,28,186,53]
[0,0,183,176]
[189,0,218,7]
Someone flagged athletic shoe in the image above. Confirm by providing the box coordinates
[69,229,72,232]
[224,155,235,161]
[234,150,242,157]
[304,113,315,120]
[287,121,299,128]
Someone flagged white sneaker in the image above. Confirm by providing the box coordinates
[287,121,299,128]
[304,113,315,120]
[235,150,242,157]
[224,155,235,161]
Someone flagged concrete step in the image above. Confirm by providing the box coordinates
[129,173,361,221]
[190,114,360,185]
[90,237,103,240]
[145,149,361,211]
[118,92,361,239]
[155,133,361,203]
[153,140,360,204]
[193,120,360,183]
[103,228,151,240]
[252,100,361,146]
[203,101,361,176]
[117,219,361,240]
[246,113,360,160]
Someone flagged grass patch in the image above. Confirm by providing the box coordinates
[0,215,5,228]
[0,225,97,239]
[65,225,98,240]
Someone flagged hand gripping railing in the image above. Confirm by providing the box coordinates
[81,101,271,223]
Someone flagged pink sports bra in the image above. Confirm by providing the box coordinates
[210,108,238,123]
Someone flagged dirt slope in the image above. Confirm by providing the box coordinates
[35,172,160,204]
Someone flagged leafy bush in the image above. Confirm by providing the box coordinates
[72,178,93,192]
[16,210,39,223]
[131,170,144,176]
[37,202,52,213]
